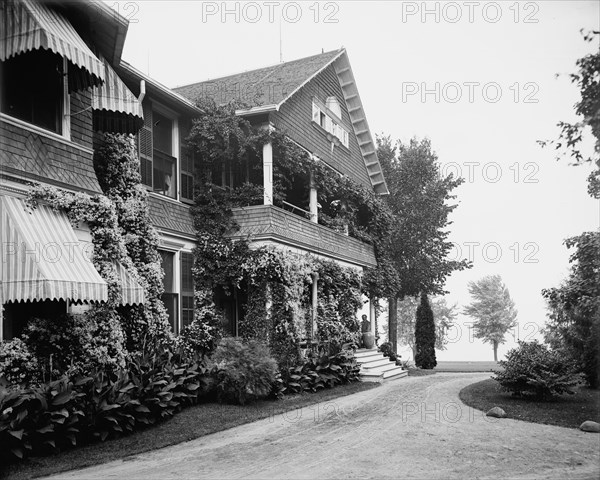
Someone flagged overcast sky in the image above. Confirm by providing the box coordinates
[114,0,599,361]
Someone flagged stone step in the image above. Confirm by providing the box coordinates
[354,348,379,359]
[354,348,408,383]
[358,357,393,369]
[361,361,400,374]
[384,368,408,380]
[360,368,408,383]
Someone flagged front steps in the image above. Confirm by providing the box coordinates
[355,348,408,382]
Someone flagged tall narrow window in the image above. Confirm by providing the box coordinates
[180,252,194,329]
[159,250,178,333]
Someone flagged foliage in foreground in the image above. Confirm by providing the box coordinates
[0,337,360,463]
[279,346,360,395]
[210,338,279,405]
[543,231,600,388]
[493,341,584,400]
[0,347,209,463]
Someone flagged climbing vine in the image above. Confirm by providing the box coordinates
[26,132,172,365]
[185,100,389,368]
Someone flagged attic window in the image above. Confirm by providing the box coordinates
[326,97,342,119]
[312,99,349,148]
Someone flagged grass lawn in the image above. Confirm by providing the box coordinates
[1,381,379,480]
[460,378,600,429]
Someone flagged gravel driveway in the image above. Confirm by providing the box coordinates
[48,373,600,480]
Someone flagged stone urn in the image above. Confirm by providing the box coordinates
[362,331,375,349]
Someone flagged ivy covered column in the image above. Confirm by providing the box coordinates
[263,142,273,205]
[310,272,319,341]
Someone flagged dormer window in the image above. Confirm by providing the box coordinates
[312,98,349,148]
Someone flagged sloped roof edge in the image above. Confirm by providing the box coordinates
[276,49,388,195]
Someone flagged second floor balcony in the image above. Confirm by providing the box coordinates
[229,204,377,268]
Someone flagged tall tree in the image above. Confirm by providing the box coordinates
[414,294,437,369]
[377,136,471,353]
[463,275,518,361]
[540,31,600,388]
[538,30,599,199]
[395,296,458,359]
[542,232,600,388]
[539,31,600,388]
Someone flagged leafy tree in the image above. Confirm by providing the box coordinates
[376,136,471,352]
[463,275,518,361]
[414,294,437,369]
[395,296,458,359]
[542,232,600,388]
[538,30,599,199]
[538,31,600,388]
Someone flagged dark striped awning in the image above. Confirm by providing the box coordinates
[0,0,104,92]
[92,55,144,135]
[0,195,108,304]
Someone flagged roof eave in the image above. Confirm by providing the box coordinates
[117,61,204,116]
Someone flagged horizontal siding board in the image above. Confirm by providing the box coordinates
[270,64,371,188]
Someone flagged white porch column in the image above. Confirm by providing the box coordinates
[263,142,273,205]
[370,300,377,336]
[309,171,318,223]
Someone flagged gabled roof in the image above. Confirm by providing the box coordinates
[174,49,388,194]
[174,49,342,108]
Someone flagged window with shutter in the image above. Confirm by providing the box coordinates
[180,252,194,329]
[312,102,320,123]
[138,100,153,187]
[180,123,194,202]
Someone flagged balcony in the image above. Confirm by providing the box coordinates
[230,205,377,268]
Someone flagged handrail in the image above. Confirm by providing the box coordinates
[281,200,311,218]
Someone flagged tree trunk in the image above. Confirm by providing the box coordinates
[493,340,498,362]
[388,296,398,354]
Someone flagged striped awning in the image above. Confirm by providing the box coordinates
[0,0,104,92]
[92,55,144,135]
[111,261,145,306]
[0,195,108,304]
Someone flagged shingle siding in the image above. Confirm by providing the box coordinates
[230,205,376,267]
[148,195,195,237]
[270,64,371,188]
[0,119,101,194]
[70,89,93,149]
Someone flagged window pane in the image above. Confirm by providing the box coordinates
[161,292,178,333]
[152,111,173,154]
[180,252,194,293]
[0,50,62,133]
[159,250,175,292]
[182,294,194,328]
[153,149,177,198]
